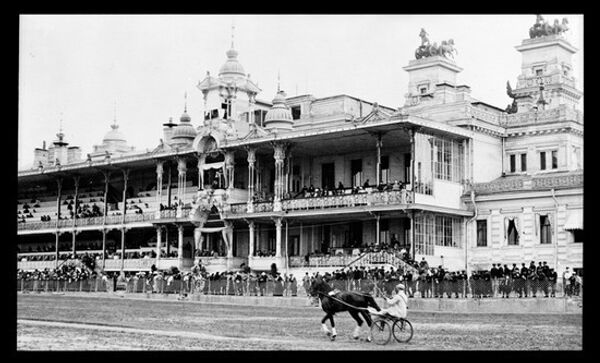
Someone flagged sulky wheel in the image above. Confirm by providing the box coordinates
[370,319,392,345]
[392,318,414,343]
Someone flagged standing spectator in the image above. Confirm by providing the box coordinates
[490,264,499,297]
[288,274,298,297]
[258,272,267,296]
[302,272,311,296]
[546,268,557,297]
[563,267,572,296]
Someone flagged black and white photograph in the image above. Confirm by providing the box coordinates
[17,14,583,350]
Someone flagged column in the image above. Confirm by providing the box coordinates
[246,147,256,211]
[177,158,187,208]
[101,171,110,269]
[55,178,63,267]
[248,221,255,257]
[375,133,383,187]
[275,218,283,257]
[177,225,184,270]
[410,211,415,260]
[120,227,126,274]
[54,232,60,268]
[156,226,162,266]
[273,143,286,211]
[71,176,80,256]
[409,128,416,190]
[375,214,381,246]
[156,161,163,211]
[197,154,206,190]
[120,169,129,275]
[101,229,107,270]
[225,150,235,190]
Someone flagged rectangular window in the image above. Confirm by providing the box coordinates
[507,219,519,246]
[476,220,487,247]
[540,151,546,170]
[420,87,427,94]
[351,159,362,187]
[380,155,390,184]
[536,69,543,76]
[540,215,552,244]
[431,136,464,182]
[291,106,301,120]
[520,153,527,172]
[510,154,516,173]
[415,214,462,254]
[551,150,558,169]
[379,219,390,245]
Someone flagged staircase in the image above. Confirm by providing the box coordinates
[346,250,419,274]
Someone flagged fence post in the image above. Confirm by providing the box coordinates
[79,280,83,292]
[20,278,24,292]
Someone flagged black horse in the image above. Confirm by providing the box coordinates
[308,276,381,341]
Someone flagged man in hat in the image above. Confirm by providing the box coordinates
[377,283,408,319]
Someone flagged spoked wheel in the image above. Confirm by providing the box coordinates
[370,319,391,345]
[392,318,414,343]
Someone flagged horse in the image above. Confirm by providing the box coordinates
[308,276,381,341]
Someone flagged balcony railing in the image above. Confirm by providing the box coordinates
[227,190,413,215]
[18,212,157,232]
[103,258,156,271]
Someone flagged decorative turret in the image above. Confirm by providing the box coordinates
[170,93,197,147]
[264,89,294,132]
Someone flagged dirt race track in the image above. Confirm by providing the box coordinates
[17,294,582,350]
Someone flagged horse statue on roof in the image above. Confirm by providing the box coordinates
[308,275,381,342]
[415,29,457,60]
[529,15,569,38]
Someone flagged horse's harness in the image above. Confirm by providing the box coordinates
[316,290,371,312]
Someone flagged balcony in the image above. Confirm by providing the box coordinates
[17,212,157,232]
[227,189,413,215]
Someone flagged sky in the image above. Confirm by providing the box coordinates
[19,14,583,170]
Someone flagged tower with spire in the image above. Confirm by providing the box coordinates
[88,104,135,161]
[264,72,294,133]
[197,23,262,139]
[170,92,197,147]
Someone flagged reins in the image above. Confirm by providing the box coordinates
[316,291,371,312]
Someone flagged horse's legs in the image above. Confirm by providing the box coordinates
[329,314,337,339]
[321,313,332,335]
[360,310,374,342]
[348,310,363,339]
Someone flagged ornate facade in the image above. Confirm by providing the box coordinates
[17,17,583,276]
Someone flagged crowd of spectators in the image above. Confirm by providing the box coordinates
[291,180,408,200]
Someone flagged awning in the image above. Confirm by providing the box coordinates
[202,162,224,171]
[563,210,583,231]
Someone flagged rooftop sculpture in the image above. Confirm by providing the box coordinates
[529,15,569,39]
[415,28,457,60]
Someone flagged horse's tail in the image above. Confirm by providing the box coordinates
[366,294,381,312]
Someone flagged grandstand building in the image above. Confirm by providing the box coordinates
[17,18,583,276]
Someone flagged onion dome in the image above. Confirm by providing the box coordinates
[103,123,127,143]
[264,90,294,131]
[171,106,196,145]
[218,47,246,78]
